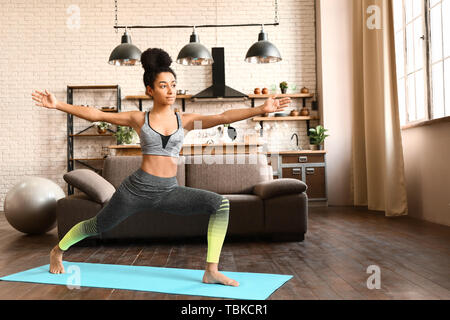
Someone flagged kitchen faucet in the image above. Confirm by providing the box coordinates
[291,133,301,150]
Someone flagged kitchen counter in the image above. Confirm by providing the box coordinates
[108,143,264,156]
[108,144,325,156]
[264,150,326,155]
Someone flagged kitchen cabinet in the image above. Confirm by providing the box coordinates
[266,150,327,203]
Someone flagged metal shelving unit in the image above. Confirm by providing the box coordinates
[66,85,121,195]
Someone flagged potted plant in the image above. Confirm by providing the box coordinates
[308,125,329,150]
[279,81,288,94]
[113,126,137,145]
[93,121,111,134]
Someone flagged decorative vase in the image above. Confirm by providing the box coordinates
[220,127,233,143]
[280,87,287,94]
[97,127,107,134]
[300,107,310,116]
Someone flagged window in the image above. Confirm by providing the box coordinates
[429,0,450,118]
[393,0,450,126]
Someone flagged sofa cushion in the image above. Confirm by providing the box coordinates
[253,178,307,199]
[264,193,308,234]
[63,169,116,204]
[223,194,265,235]
[102,155,186,188]
[185,154,272,194]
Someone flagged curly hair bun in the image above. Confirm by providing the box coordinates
[141,48,172,71]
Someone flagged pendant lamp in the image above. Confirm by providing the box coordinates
[245,25,282,64]
[108,27,142,66]
[176,27,214,66]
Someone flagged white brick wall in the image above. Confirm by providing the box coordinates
[0,0,317,210]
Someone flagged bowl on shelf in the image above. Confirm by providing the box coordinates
[274,112,290,117]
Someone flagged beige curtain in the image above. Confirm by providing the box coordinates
[350,0,408,216]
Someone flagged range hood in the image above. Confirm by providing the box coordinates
[191,47,249,101]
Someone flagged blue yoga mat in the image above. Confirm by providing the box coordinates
[0,261,292,300]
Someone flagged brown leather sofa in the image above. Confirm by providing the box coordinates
[56,154,308,244]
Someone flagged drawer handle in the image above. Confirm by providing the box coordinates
[292,168,301,175]
[299,156,308,163]
[306,168,315,174]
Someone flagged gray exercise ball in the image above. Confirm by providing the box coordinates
[4,176,65,234]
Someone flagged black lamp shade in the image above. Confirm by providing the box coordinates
[176,32,213,66]
[108,31,142,66]
[245,31,282,64]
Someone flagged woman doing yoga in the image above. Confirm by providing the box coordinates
[31,48,291,287]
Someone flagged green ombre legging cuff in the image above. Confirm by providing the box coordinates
[206,197,230,263]
[58,216,98,251]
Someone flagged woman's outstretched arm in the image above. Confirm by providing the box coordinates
[182,95,292,130]
[32,89,99,122]
[55,101,99,122]
[223,95,291,123]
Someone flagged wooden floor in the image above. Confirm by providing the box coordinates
[0,206,449,300]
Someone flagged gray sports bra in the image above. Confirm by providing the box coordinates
[139,111,184,158]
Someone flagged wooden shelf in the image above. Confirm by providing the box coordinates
[124,94,192,112]
[125,92,314,113]
[108,144,141,149]
[125,95,193,100]
[70,133,114,137]
[100,108,118,112]
[264,150,327,155]
[125,93,312,100]
[70,158,107,161]
[68,85,119,90]
[248,93,314,99]
[73,106,117,112]
[253,116,320,121]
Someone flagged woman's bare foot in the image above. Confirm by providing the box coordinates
[49,245,65,274]
[203,270,239,287]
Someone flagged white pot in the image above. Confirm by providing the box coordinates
[220,128,233,143]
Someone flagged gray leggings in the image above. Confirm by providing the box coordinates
[96,168,225,233]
